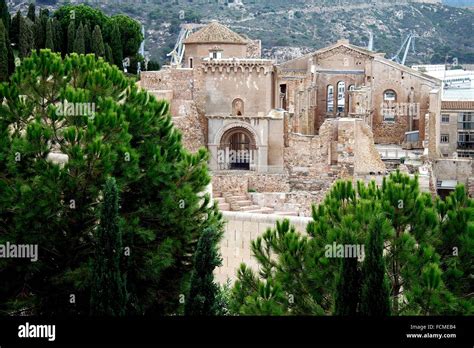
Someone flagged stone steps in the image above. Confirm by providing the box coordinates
[234,200,253,206]
[214,190,299,216]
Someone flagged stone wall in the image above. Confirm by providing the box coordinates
[250,190,330,217]
[172,104,206,153]
[433,158,472,186]
[353,119,386,174]
[212,171,290,193]
[139,69,207,154]
[215,211,312,284]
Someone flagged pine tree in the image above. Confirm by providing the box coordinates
[45,19,54,51]
[73,22,85,54]
[360,214,391,316]
[105,43,113,63]
[84,23,91,53]
[26,3,36,23]
[90,177,127,316]
[67,20,75,54]
[185,226,223,316]
[0,50,223,315]
[92,25,105,58]
[109,22,122,66]
[230,173,471,316]
[33,14,45,49]
[18,16,34,58]
[0,19,8,81]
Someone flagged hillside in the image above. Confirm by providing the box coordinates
[8,0,474,66]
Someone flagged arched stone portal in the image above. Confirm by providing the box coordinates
[218,127,257,170]
[208,121,268,172]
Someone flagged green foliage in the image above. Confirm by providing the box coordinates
[53,5,141,67]
[0,0,9,35]
[105,43,113,63]
[91,25,105,58]
[0,50,222,315]
[360,214,391,316]
[73,22,85,54]
[334,231,361,316]
[83,23,91,53]
[10,11,20,45]
[67,20,75,54]
[52,18,62,53]
[109,21,122,66]
[90,177,127,316]
[18,15,34,58]
[0,20,7,81]
[231,171,473,316]
[184,226,223,316]
[27,3,36,23]
[45,19,54,51]
[110,15,142,58]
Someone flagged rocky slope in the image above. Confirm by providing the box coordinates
[9,0,474,65]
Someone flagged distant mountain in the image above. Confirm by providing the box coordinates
[7,0,474,65]
[442,0,474,7]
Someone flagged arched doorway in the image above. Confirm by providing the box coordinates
[218,127,256,170]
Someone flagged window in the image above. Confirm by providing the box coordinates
[440,134,449,143]
[384,90,397,101]
[337,81,345,113]
[189,58,193,69]
[383,90,397,122]
[210,50,222,59]
[458,112,474,130]
[232,98,244,116]
[441,114,450,124]
[327,85,334,113]
[348,85,355,91]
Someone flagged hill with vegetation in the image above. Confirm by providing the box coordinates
[8,0,474,66]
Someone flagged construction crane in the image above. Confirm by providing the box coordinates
[167,23,205,66]
[391,32,417,66]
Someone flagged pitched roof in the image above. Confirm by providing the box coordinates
[184,21,248,45]
[279,40,440,84]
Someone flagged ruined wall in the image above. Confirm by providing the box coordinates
[433,158,472,186]
[283,123,332,178]
[250,190,331,217]
[212,172,290,194]
[139,69,206,153]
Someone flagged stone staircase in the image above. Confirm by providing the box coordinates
[213,190,298,216]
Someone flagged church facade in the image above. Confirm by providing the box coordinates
[139,21,443,176]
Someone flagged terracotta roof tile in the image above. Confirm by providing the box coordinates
[184,21,247,45]
[442,101,474,110]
